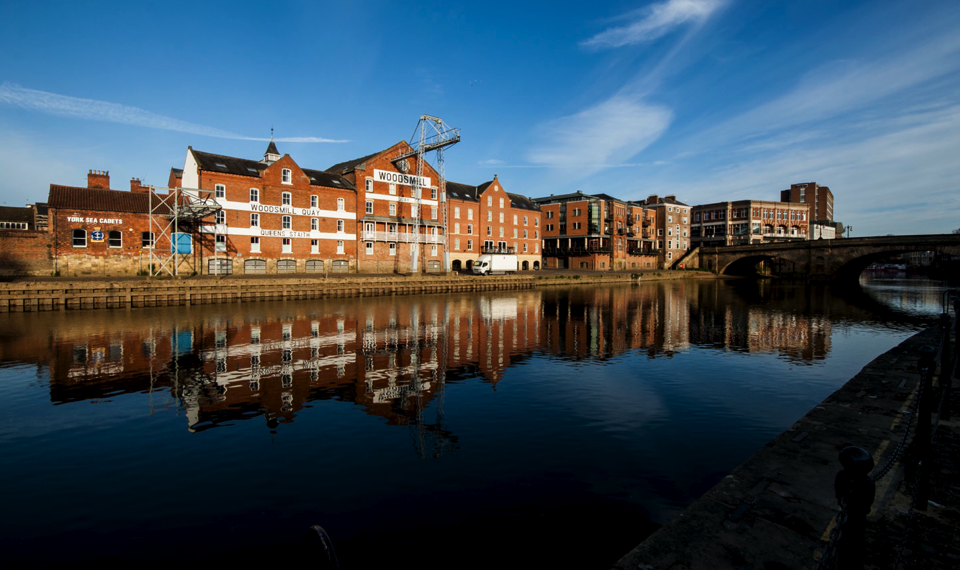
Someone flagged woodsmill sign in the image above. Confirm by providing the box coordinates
[373,169,431,189]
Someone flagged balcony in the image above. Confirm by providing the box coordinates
[481,245,516,254]
[362,230,442,244]
[542,244,612,257]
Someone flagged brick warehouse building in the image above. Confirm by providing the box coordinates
[325,141,446,273]
[179,141,359,275]
[46,171,173,276]
[535,191,659,271]
[691,200,812,247]
[445,175,542,272]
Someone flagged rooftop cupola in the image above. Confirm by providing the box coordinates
[262,133,281,164]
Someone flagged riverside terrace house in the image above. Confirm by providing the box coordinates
[534,191,660,270]
[690,200,812,246]
[324,141,449,273]
[45,171,172,276]
[444,175,542,272]
[177,141,358,275]
[640,194,692,268]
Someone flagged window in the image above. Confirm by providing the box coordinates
[499,227,504,237]
[215,234,226,252]
[524,216,528,225]
[389,203,396,216]
[573,208,581,216]
[337,240,344,254]
[365,179,372,192]
[389,243,396,256]
[215,210,225,225]
[141,231,155,249]
[277,260,296,273]
[282,215,292,229]
[389,183,396,195]
[499,198,504,208]
[573,222,581,230]
[455,238,460,250]
[467,224,473,235]
[411,204,418,218]
[454,207,461,219]
[534,218,539,227]
[366,242,373,255]
[311,239,319,253]
[306,260,324,273]
[487,211,493,222]
[667,216,673,223]
[309,195,318,208]
[487,196,492,206]
[431,206,437,220]
[282,238,292,253]
[487,226,492,236]
[546,211,553,219]
[523,229,528,238]
[282,192,291,206]
[311,218,318,231]
[467,239,473,251]
[250,213,259,227]
[499,212,504,223]
[250,188,259,202]
[215,184,225,198]
[250,237,260,252]
[337,219,344,232]
[453,222,459,234]
[431,188,438,200]
[523,243,528,252]
[108,230,122,248]
[467,209,474,220]
[366,201,373,214]
[282,169,292,184]
[431,244,437,256]
[513,228,518,238]
[534,243,539,253]
[337,197,345,211]
[534,230,538,238]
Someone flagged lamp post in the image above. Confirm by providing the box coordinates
[847,225,853,239]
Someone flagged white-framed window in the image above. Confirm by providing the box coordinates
[141,231,155,248]
[250,236,260,252]
[282,238,292,253]
[513,228,518,238]
[499,198,504,208]
[337,219,344,232]
[455,238,460,250]
[282,215,292,229]
[429,188,436,200]
[487,196,492,207]
[534,217,539,227]
[499,212,504,223]
[282,192,291,206]
[534,230,539,238]
[467,239,473,250]
[431,206,437,220]
[411,204,418,218]
[667,251,673,259]
[454,207,461,219]
[215,234,226,252]
[337,197,345,211]
[523,229,528,238]
[467,208,474,220]
[215,210,225,225]
[311,218,318,231]
[389,203,397,216]
[389,243,396,256]
[467,224,473,235]
[431,244,437,256]
[215,184,225,198]
[250,188,259,202]
[250,213,259,227]
[524,216,528,225]
[523,243,528,252]
[365,179,372,192]
[498,227,504,237]
[573,222,581,230]
[454,222,460,234]
[366,201,373,214]
[337,240,344,254]
[487,226,492,236]
[389,183,396,195]
[486,210,492,222]
[310,195,318,208]
[108,230,122,248]
[366,242,373,255]
[311,239,319,254]
[534,243,539,253]
[513,215,518,225]
[282,169,292,184]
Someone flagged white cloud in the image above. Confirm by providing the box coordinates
[478,159,504,166]
[581,0,722,50]
[526,96,673,172]
[0,83,348,143]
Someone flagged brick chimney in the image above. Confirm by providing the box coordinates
[130,178,148,193]
[88,170,110,189]
[664,194,676,201]
[647,194,659,204]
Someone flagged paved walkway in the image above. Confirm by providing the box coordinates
[613,322,959,570]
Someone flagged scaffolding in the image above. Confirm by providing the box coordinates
[148,188,222,276]
[393,115,460,273]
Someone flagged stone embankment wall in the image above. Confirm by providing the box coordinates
[0,270,717,312]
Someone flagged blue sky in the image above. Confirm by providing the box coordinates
[1,0,958,235]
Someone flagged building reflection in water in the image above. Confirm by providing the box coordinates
[27,281,846,439]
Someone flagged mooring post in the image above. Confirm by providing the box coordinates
[834,446,875,570]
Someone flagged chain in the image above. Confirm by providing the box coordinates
[870,374,924,483]
[816,501,847,570]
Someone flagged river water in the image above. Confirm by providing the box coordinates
[0,275,949,568]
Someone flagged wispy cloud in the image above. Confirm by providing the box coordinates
[581,0,723,50]
[477,159,504,166]
[526,95,672,172]
[0,83,348,143]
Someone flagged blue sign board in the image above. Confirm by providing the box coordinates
[172,233,192,254]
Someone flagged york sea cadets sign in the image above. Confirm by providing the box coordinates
[373,169,431,188]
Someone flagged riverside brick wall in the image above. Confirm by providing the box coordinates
[0,230,54,276]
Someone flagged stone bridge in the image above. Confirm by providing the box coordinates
[698,234,960,281]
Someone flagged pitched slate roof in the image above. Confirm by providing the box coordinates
[192,150,265,178]
[508,192,539,211]
[445,181,478,202]
[48,186,171,214]
[0,206,34,223]
[169,167,183,180]
[302,169,356,191]
[325,149,383,175]
[533,191,599,204]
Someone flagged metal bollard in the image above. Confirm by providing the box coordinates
[834,446,875,570]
